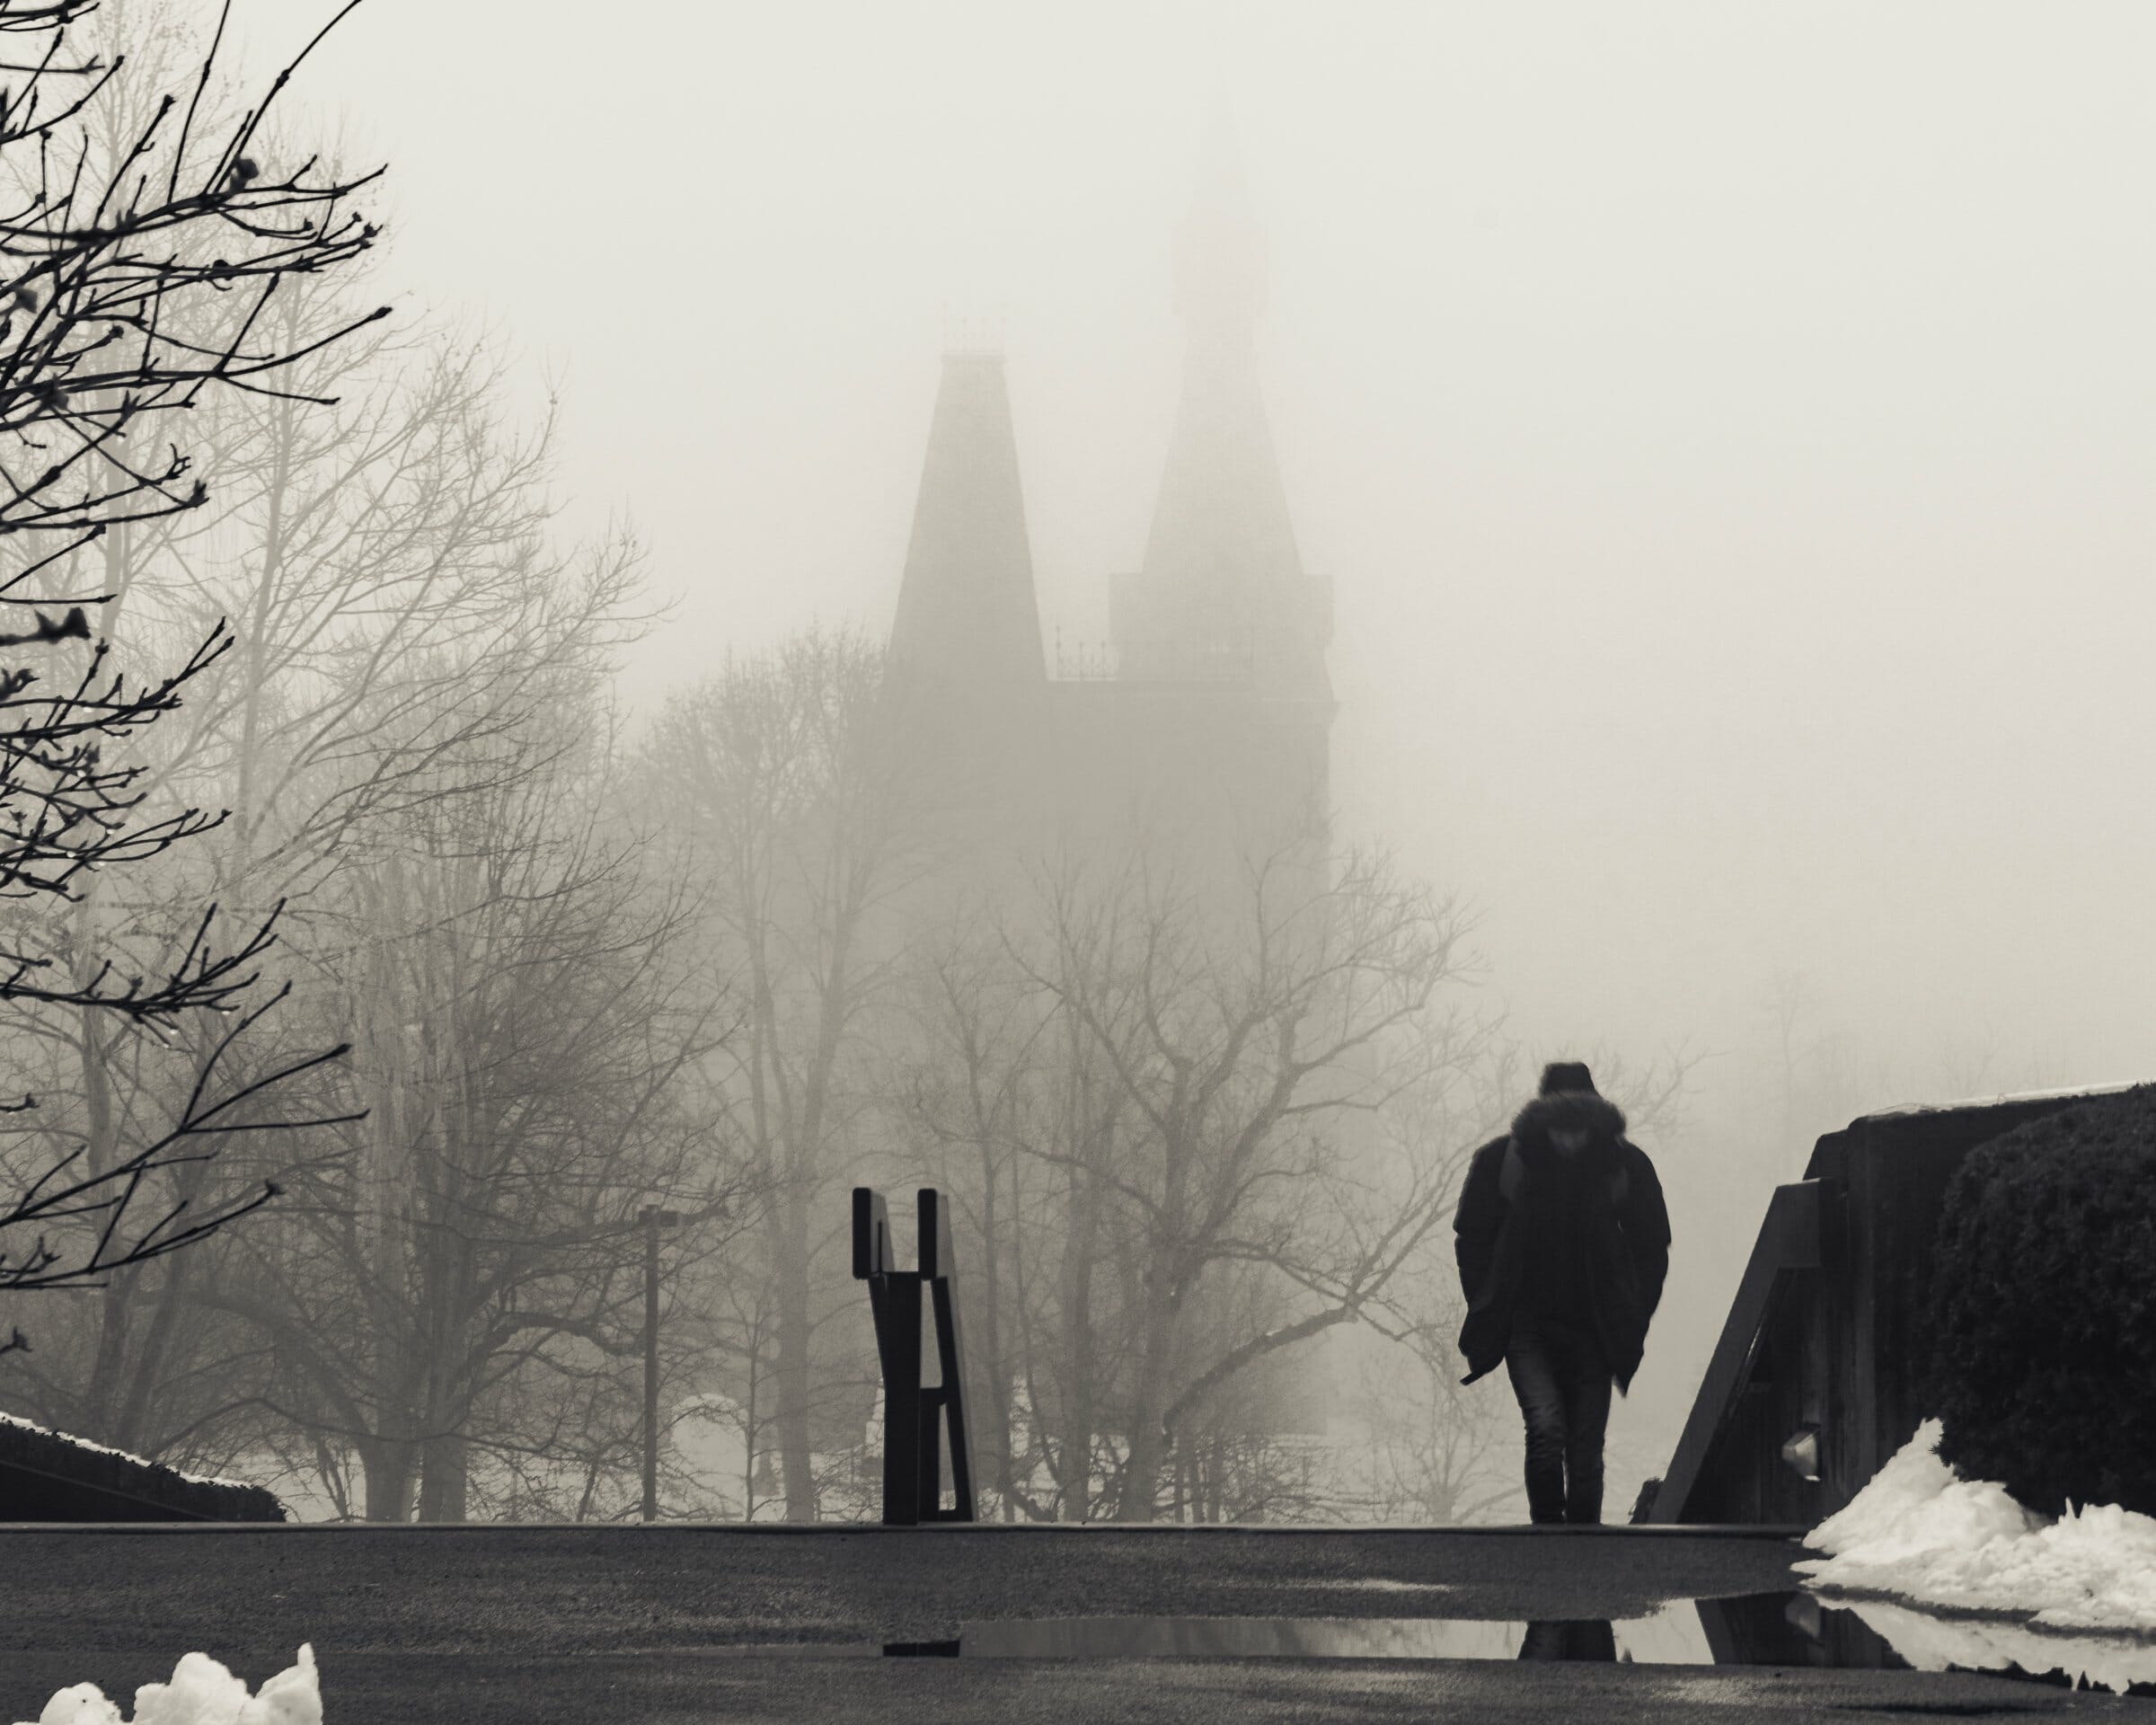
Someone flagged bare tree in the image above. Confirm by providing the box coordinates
[199,712,727,1520]
[0,0,379,1333]
[886,909,1068,1518]
[649,628,934,1520]
[899,845,1472,1522]
[0,0,384,562]
[1335,1314,1517,1523]
[0,18,661,1450]
[882,833,1718,1527]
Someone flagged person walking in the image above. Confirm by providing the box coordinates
[1453,1061,1671,1525]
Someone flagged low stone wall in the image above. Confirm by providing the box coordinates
[0,1414,286,1522]
[1650,1084,2136,1526]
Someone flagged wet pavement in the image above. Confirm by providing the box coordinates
[748,1591,2152,1685]
[4,1524,2152,1722]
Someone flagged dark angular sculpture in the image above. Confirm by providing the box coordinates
[853,1186,976,1525]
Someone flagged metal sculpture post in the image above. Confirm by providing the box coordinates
[853,1186,977,1525]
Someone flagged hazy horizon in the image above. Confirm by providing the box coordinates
[0,0,2134,1536]
[207,0,2155,1251]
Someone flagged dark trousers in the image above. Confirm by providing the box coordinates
[1504,1317,1613,1525]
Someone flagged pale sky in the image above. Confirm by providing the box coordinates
[245,0,2155,1119]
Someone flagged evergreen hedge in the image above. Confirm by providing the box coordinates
[1923,1084,2156,1517]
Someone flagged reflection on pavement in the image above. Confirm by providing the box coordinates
[724,1588,2156,1695]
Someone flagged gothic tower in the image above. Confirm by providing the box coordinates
[888,341,1052,853]
[885,107,1333,883]
[1099,103,1335,858]
[1113,104,1334,713]
[889,345,1047,704]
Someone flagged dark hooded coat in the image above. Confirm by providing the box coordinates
[1453,1091,1670,1393]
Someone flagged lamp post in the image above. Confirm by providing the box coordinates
[641,1205,684,1523]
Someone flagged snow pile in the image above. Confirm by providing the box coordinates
[1799,1420,2156,1632]
[15,1646,318,1725]
[1842,1598,2156,1696]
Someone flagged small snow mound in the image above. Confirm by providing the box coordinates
[1803,1417,2041,1574]
[24,1689,119,1725]
[1798,1420,2156,1634]
[15,1647,317,1725]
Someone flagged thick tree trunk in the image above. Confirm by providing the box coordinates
[75,989,129,1438]
[110,1253,192,1455]
[1117,1306,1178,1522]
[772,1194,817,1520]
[417,1434,469,1521]
[360,1439,420,1521]
[75,504,139,1446]
[1117,1126,1191,1524]
[1056,1160,1100,1522]
[414,1138,476,1523]
[976,1137,1015,1520]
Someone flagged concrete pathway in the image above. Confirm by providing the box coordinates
[2,1524,2146,1722]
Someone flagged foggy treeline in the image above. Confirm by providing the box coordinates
[0,4,702,1519]
[0,2,2100,1529]
[0,0,1573,1520]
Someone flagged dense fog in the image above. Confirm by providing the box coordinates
[2,0,2147,1523]
[295,1,2156,1084]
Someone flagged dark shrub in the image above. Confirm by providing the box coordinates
[1923,1084,2156,1517]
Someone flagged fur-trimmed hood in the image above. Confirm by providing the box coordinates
[1510,1091,1628,1148]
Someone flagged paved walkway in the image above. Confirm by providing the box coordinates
[2,1525,2147,1722]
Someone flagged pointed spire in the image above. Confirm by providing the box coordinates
[889,349,1047,701]
[1175,95,1266,335]
[1115,99,1330,702]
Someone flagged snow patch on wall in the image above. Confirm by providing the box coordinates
[1851,1080,2142,1122]
[0,1412,262,1494]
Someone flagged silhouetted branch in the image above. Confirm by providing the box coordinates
[0,1025,360,1291]
[0,0,382,1309]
